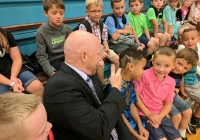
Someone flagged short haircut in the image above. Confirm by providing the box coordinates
[110,0,124,7]
[154,46,176,62]
[177,48,199,67]
[129,0,143,6]
[182,28,199,38]
[85,0,103,9]
[43,0,65,12]
[0,93,41,140]
[119,47,146,69]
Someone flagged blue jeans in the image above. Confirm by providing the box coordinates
[0,71,38,94]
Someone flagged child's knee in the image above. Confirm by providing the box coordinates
[110,54,119,65]
[165,33,171,41]
[97,60,104,68]
[182,108,192,118]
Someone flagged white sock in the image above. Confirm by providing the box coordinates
[178,129,186,138]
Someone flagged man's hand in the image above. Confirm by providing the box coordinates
[109,64,122,91]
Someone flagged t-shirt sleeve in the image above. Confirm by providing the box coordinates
[79,24,87,31]
[105,16,117,35]
[147,8,156,20]
[164,6,173,25]
[5,29,17,48]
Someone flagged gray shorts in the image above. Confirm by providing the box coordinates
[149,29,165,37]
[185,81,200,102]
[169,94,190,116]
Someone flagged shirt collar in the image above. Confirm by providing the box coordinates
[65,62,88,82]
[85,16,99,27]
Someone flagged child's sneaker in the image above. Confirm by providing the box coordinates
[187,122,197,134]
[181,136,188,140]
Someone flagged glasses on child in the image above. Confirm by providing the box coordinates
[89,10,103,14]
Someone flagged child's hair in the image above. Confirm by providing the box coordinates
[154,46,176,62]
[177,48,199,67]
[0,93,41,140]
[110,0,124,7]
[43,0,65,12]
[182,28,199,38]
[0,29,9,53]
[119,47,146,69]
[196,22,200,32]
[85,0,103,9]
[164,0,180,9]
[177,24,193,45]
[129,0,143,6]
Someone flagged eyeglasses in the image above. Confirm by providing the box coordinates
[88,10,103,14]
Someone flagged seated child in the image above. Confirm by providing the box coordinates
[176,0,193,25]
[134,46,182,140]
[190,0,200,25]
[178,28,200,135]
[36,0,72,76]
[146,0,171,47]
[163,0,180,40]
[0,27,43,96]
[79,0,119,82]
[118,48,149,139]
[104,0,145,54]
[128,0,159,57]
[169,48,199,140]
[0,92,52,140]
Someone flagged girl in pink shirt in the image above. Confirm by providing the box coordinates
[134,46,181,140]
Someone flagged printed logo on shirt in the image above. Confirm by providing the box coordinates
[51,36,65,45]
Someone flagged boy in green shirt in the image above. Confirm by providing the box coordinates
[146,0,171,47]
[128,0,159,57]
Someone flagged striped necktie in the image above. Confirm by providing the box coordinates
[86,77,118,140]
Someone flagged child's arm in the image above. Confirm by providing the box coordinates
[180,77,189,99]
[168,24,174,37]
[150,19,159,38]
[132,29,140,44]
[144,29,151,40]
[122,114,147,140]
[158,101,172,120]
[102,40,110,56]
[162,19,168,33]
[130,104,149,139]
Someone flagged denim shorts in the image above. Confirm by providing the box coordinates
[140,116,180,140]
[138,34,150,47]
[169,94,190,116]
[0,71,38,94]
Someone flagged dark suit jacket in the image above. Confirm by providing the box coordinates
[44,63,137,140]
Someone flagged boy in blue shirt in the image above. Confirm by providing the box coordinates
[104,0,145,54]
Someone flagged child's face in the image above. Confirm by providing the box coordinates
[130,58,146,81]
[172,58,193,74]
[129,1,143,15]
[181,31,199,50]
[86,4,103,22]
[152,54,175,81]
[183,0,193,8]
[169,0,179,9]
[111,0,125,17]
[25,103,52,140]
[44,4,64,29]
[151,0,164,9]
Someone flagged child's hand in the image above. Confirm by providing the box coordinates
[124,24,132,31]
[105,47,110,56]
[169,32,174,37]
[137,44,145,51]
[10,77,22,86]
[137,135,148,140]
[147,112,161,125]
[181,92,189,100]
[147,120,159,128]
[138,126,149,139]
[12,84,25,93]
[101,50,108,59]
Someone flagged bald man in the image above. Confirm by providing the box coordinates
[43,31,137,140]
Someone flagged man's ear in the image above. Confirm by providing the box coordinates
[80,51,87,63]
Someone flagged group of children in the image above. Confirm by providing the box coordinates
[1,0,200,139]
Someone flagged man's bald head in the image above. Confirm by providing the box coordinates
[64,30,101,75]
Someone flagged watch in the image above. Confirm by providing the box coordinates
[9,82,16,89]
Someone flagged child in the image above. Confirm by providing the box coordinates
[176,0,193,25]
[128,0,159,57]
[79,0,119,82]
[190,0,200,25]
[36,0,72,76]
[178,28,200,135]
[104,0,145,54]
[0,93,52,140]
[134,46,182,140]
[169,48,199,140]
[163,0,180,39]
[146,0,171,47]
[0,27,44,96]
[118,48,148,139]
